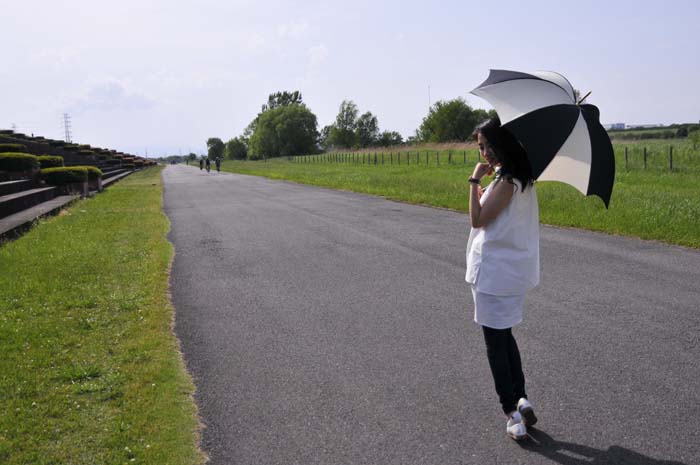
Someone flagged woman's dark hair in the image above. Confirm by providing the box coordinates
[472,116,534,191]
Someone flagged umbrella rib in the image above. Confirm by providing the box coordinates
[474,78,573,104]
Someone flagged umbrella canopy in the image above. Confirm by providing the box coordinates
[471,69,615,207]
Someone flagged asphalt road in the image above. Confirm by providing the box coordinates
[163,164,699,465]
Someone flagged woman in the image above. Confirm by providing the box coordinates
[466,117,539,440]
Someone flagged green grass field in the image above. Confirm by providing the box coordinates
[219,139,700,248]
[0,167,205,465]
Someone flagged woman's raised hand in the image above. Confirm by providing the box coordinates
[472,162,493,180]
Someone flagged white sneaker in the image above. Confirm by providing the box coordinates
[506,411,527,440]
[517,398,538,427]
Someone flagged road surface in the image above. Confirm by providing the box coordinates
[163,164,698,465]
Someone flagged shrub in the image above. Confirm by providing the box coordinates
[49,140,66,147]
[122,163,135,169]
[37,155,64,168]
[0,143,27,152]
[41,167,88,185]
[78,144,91,150]
[0,152,39,171]
[106,159,121,166]
[79,150,94,156]
[63,145,79,152]
[77,166,102,180]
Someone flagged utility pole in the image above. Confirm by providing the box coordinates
[62,113,72,142]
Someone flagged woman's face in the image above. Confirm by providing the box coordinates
[477,132,498,167]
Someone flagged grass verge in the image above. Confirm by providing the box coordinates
[218,155,700,249]
[0,167,205,465]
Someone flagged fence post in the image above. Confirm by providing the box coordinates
[374,153,377,165]
[382,153,384,165]
[644,147,647,169]
[464,150,466,164]
[416,151,419,164]
[670,145,673,172]
[399,152,401,165]
[407,150,410,166]
[437,151,440,166]
[449,150,452,164]
[390,152,393,165]
[426,151,428,165]
[625,146,628,170]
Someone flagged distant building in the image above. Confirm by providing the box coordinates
[626,124,663,129]
[604,123,626,130]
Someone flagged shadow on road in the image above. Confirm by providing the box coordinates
[519,428,687,465]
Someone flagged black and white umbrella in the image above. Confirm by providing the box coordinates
[471,69,615,207]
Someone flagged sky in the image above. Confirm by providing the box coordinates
[1,0,698,157]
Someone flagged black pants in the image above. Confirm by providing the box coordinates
[482,326,527,415]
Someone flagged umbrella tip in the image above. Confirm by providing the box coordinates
[577,91,592,105]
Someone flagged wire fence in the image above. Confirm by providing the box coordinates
[288,143,700,173]
[290,149,482,166]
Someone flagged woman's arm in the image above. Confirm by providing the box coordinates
[469,177,514,228]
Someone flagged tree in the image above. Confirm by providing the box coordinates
[318,125,332,150]
[206,138,225,159]
[261,91,303,112]
[327,100,358,148]
[377,131,403,147]
[248,104,318,159]
[417,98,483,142]
[246,91,304,139]
[187,152,197,165]
[355,112,379,147]
[225,137,247,160]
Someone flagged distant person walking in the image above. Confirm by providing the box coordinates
[215,157,221,172]
[199,158,204,170]
[465,117,540,441]
[205,158,211,173]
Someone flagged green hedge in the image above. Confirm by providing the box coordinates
[0,152,39,171]
[0,143,27,152]
[70,165,102,180]
[41,167,88,185]
[37,155,64,168]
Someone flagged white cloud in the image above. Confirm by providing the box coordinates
[307,44,329,67]
[278,20,309,38]
[68,79,156,115]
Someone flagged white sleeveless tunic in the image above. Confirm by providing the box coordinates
[466,178,540,328]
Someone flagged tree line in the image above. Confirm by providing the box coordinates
[206,90,497,160]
